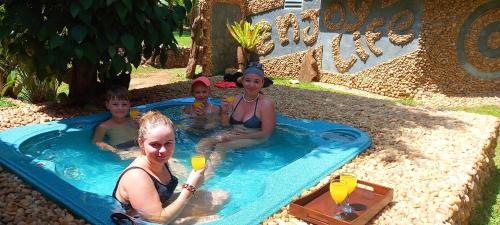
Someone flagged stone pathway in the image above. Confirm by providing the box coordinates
[0,75,499,225]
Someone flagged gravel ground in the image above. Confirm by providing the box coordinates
[0,78,499,225]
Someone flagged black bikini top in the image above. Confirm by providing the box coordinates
[229,96,262,129]
[112,164,178,210]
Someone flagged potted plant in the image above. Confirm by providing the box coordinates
[226,20,262,71]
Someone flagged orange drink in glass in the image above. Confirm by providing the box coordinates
[329,182,348,219]
[191,154,206,170]
[193,101,202,109]
[340,174,357,213]
[130,108,139,120]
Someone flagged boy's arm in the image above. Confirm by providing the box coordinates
[93,124,118,152]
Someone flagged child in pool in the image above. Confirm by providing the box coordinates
[183,76,220,131]
[93,86,140,159]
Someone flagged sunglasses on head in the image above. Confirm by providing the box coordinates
[246,62,263,70]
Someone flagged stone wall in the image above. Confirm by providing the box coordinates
[245,0,500,98]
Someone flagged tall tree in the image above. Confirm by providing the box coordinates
[0,0,191,104]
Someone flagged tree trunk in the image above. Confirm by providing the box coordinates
[69,60,97,105]
[237,46,248,71]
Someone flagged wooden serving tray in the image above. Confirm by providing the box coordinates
[289,179,393,225]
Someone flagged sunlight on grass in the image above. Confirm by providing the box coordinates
[394,97,420,106]
[0,97,17,107]
[451,105,500,118]
[174,31,191,47]
[271,78,351,95]
[463,105,500,225]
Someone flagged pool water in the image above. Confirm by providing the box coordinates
[0,97,371,225]
[20,106,316,218]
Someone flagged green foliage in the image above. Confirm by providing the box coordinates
[226,20,262,52]
[451,105,500,118]
[0,0,191,99]
[394,97,420,106]
[0,97,17,107]
[271,78,351,95]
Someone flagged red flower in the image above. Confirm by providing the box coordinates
[215,81,237,89]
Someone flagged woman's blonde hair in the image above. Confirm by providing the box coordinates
[138,111,175,140]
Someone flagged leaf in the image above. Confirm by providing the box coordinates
[49,36,64,49]
[172,5,186,24]
[105,29,118,43]
[106,0,117,6]
[108,46,116,57]
[74,46,84,59]
[135,12,146,28]
[136,0,147,11]
[122,0,133,11]
[78,9,92,25]
[183,0,192,13]
[81,0,94,10]
[70,25,87,44]
[113,2,128,22]
[120,34,135,51]
[82,43,97,62]
[70,2,81,18]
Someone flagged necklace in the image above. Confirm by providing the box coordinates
[243,93,260,103]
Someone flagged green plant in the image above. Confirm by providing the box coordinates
[451,105,500,118]
[0,97,16,107]
[0,0,192,104]
[395,97,419,106]
[226,20,262,52]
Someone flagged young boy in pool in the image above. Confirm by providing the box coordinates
[93,86,140,159]
[183,76,220,131]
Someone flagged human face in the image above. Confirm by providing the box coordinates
[192,84,210,103]
[242,73,264,95]
[139,125,175,164]
[105,98,131,119]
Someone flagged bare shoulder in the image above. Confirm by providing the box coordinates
[97,119,114,129]
[120,166,151,183]
[259,95,275,107]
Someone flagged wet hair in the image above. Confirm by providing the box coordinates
[105,85,129,102]
[138,111,175,141]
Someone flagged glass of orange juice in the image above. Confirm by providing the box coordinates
[340,174,357,213]
[191,154,206,170]
[193,100,202,109]
[329,181,348,219]
[130,108,139,120]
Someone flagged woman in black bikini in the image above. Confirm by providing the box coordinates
[197,63,276,152]
[113,111,228,224]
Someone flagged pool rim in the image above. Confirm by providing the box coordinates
[0,97,371,225]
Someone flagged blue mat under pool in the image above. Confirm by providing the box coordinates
[0,97,371,225]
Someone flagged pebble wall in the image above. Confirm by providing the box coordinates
[244,0,499,98]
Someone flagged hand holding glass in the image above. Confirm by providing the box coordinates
[329,182,348,219]
[191,154,206,170]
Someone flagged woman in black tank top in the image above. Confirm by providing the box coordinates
[113,111,228,224]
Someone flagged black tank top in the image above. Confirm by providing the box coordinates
[112,164,178,210]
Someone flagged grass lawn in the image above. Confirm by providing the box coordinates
[459,105,500,225]
[174,31,191,47]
